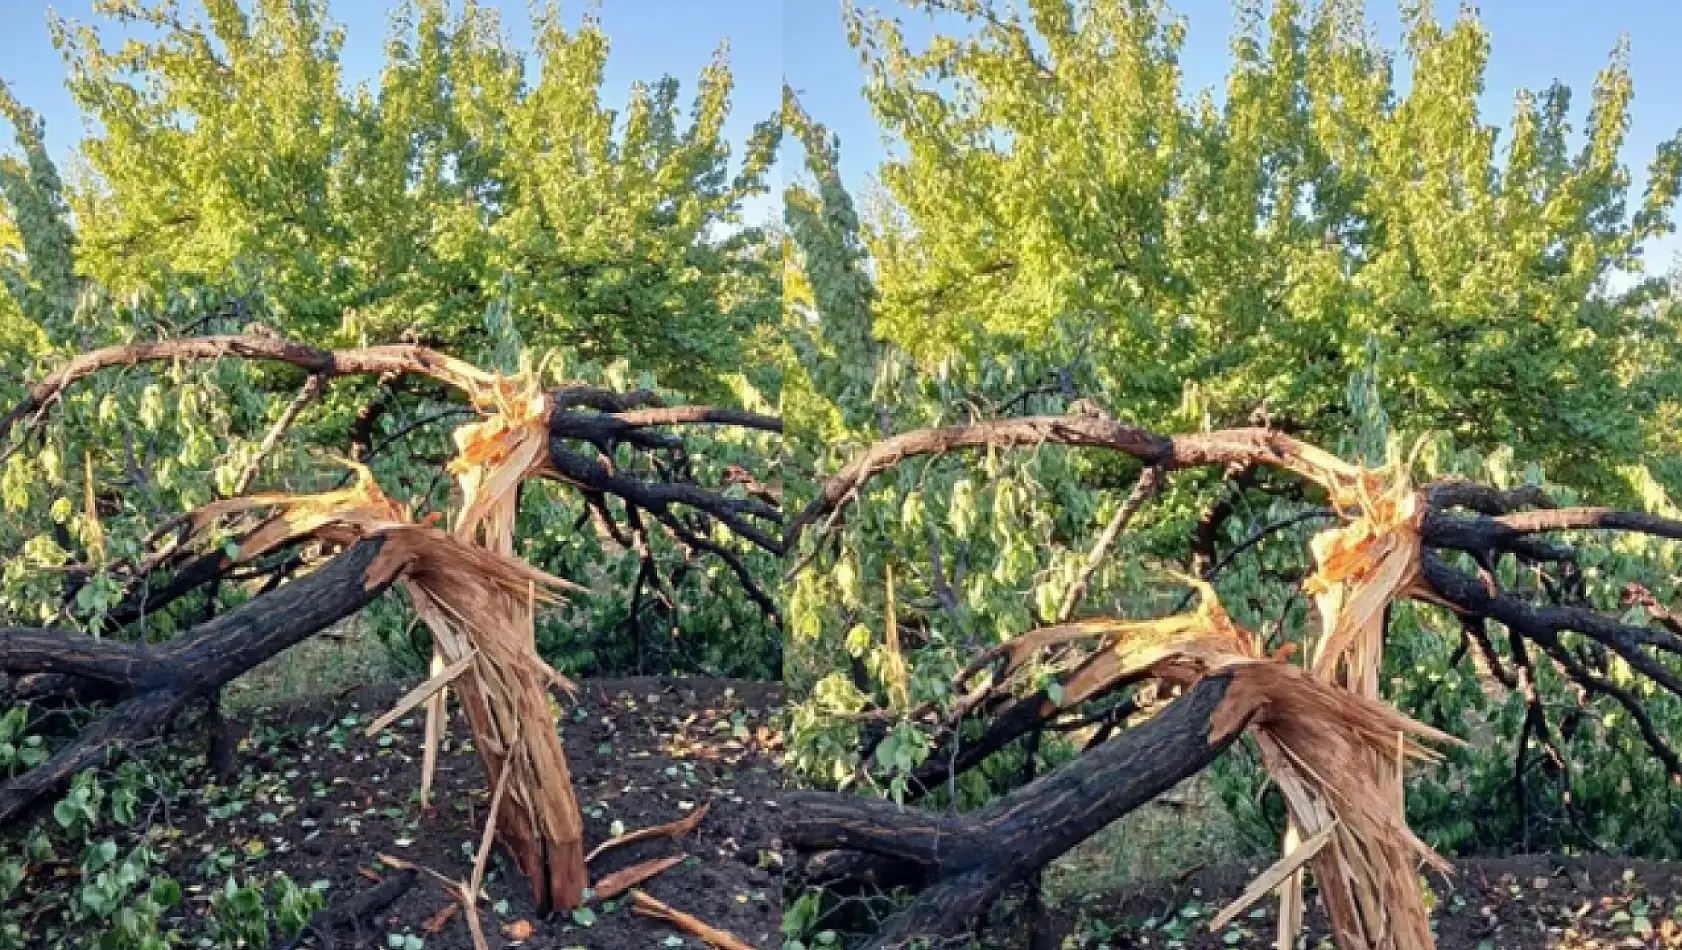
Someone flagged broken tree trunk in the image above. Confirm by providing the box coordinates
[0,536,400,824]
[400,575,588,912]
[2,332,785,918]
[163,462,593,914]
[790,410,1682,950]
[786,672,1248,949]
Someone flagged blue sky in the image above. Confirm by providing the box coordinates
[4,2,1682,273]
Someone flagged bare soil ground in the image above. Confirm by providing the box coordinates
[1034,854,1682,949]
[20,676,782,949]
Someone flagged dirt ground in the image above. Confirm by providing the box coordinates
[1035,854,1682,949]
[38,676,782,948]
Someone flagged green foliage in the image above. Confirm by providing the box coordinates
[0,81,73,349]
[206,873,325,948]
[783,888,845,949]
[0,707,48,778]
[36,0,778,396]
[0,5,782,934]
[0,760,180,949]
[0,716,339,948]
[0,0,782,679]
[843,0,1682,498]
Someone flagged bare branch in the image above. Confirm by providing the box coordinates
[1425,480,1556,514]
[614,406,782,432]
[1053,465,1161,623]
[545,445,781,555]
[0,537,398,822]
[233,373,325,495]
[1,335,512,440]
[1419,551,1682,774]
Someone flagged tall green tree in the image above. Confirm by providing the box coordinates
[0,0,783,679]
[782,0,1682,869]
[28,0,778,396]
[845,0,1682,494]
[0,82,71,358]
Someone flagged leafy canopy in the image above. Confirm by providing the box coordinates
[0,0,783,679]
[846,0,1682,495]
[782,0,1682,859]
[26,0,778,396]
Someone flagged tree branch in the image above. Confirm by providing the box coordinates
[787,673,1246,948]
[1,335,514,440]
[233,373,325,495]
[0,536,399,824]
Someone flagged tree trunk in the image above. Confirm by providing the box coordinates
[786,672,1247,948]
[0,536,397,824]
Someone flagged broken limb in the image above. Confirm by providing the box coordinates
[0,536,399,824]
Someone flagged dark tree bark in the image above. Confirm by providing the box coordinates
[777,411,1682,949]
[0,537,398,824]
[902,688,1065,801]
[0,331,789,915]
[786,674,1248,949]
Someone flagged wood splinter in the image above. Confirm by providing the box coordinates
[586,802,712,863]
[591,855,686,900]
[630,889,759,950]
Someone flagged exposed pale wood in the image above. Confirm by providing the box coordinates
[365,651,476,738]
[591,855,685,900]
[420,651,447,809]
[472,718,522,899]
[586,803,712,864]
[378,853,488,950]
[1,331,785,921]
[630,890,759,950]
[1210,821,1337,931]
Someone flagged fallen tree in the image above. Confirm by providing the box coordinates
[0,332,782,914]
[788,672,1247,945]
[0,535,397,822]
[786,414,1682,950]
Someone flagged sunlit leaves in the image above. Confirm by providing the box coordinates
[840,0,1682,498]
[786,4,1682,859]
[32,0,776,398]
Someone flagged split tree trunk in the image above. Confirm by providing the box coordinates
[785,672,1248,949]
[2,332,788,916]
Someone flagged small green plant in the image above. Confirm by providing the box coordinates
[93,877,180,950]
[781,889,834,950]
[206,873,323,948]
[274,875,327,937]
[207,878,270,948]
[0,759,182,950]
[0,708,47,778]
[51,770,104,837]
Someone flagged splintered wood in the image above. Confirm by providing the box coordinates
[399,567,586,910]
[586,801,712,863]
[173,374,594,912]
[630,890,759,950]
[403,369,589,911]
[1144,437,1447,950]
[1191,443,1449,950]
[1278,443,1439,950]
[994,438,1455,950]
[590,855,685,900]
